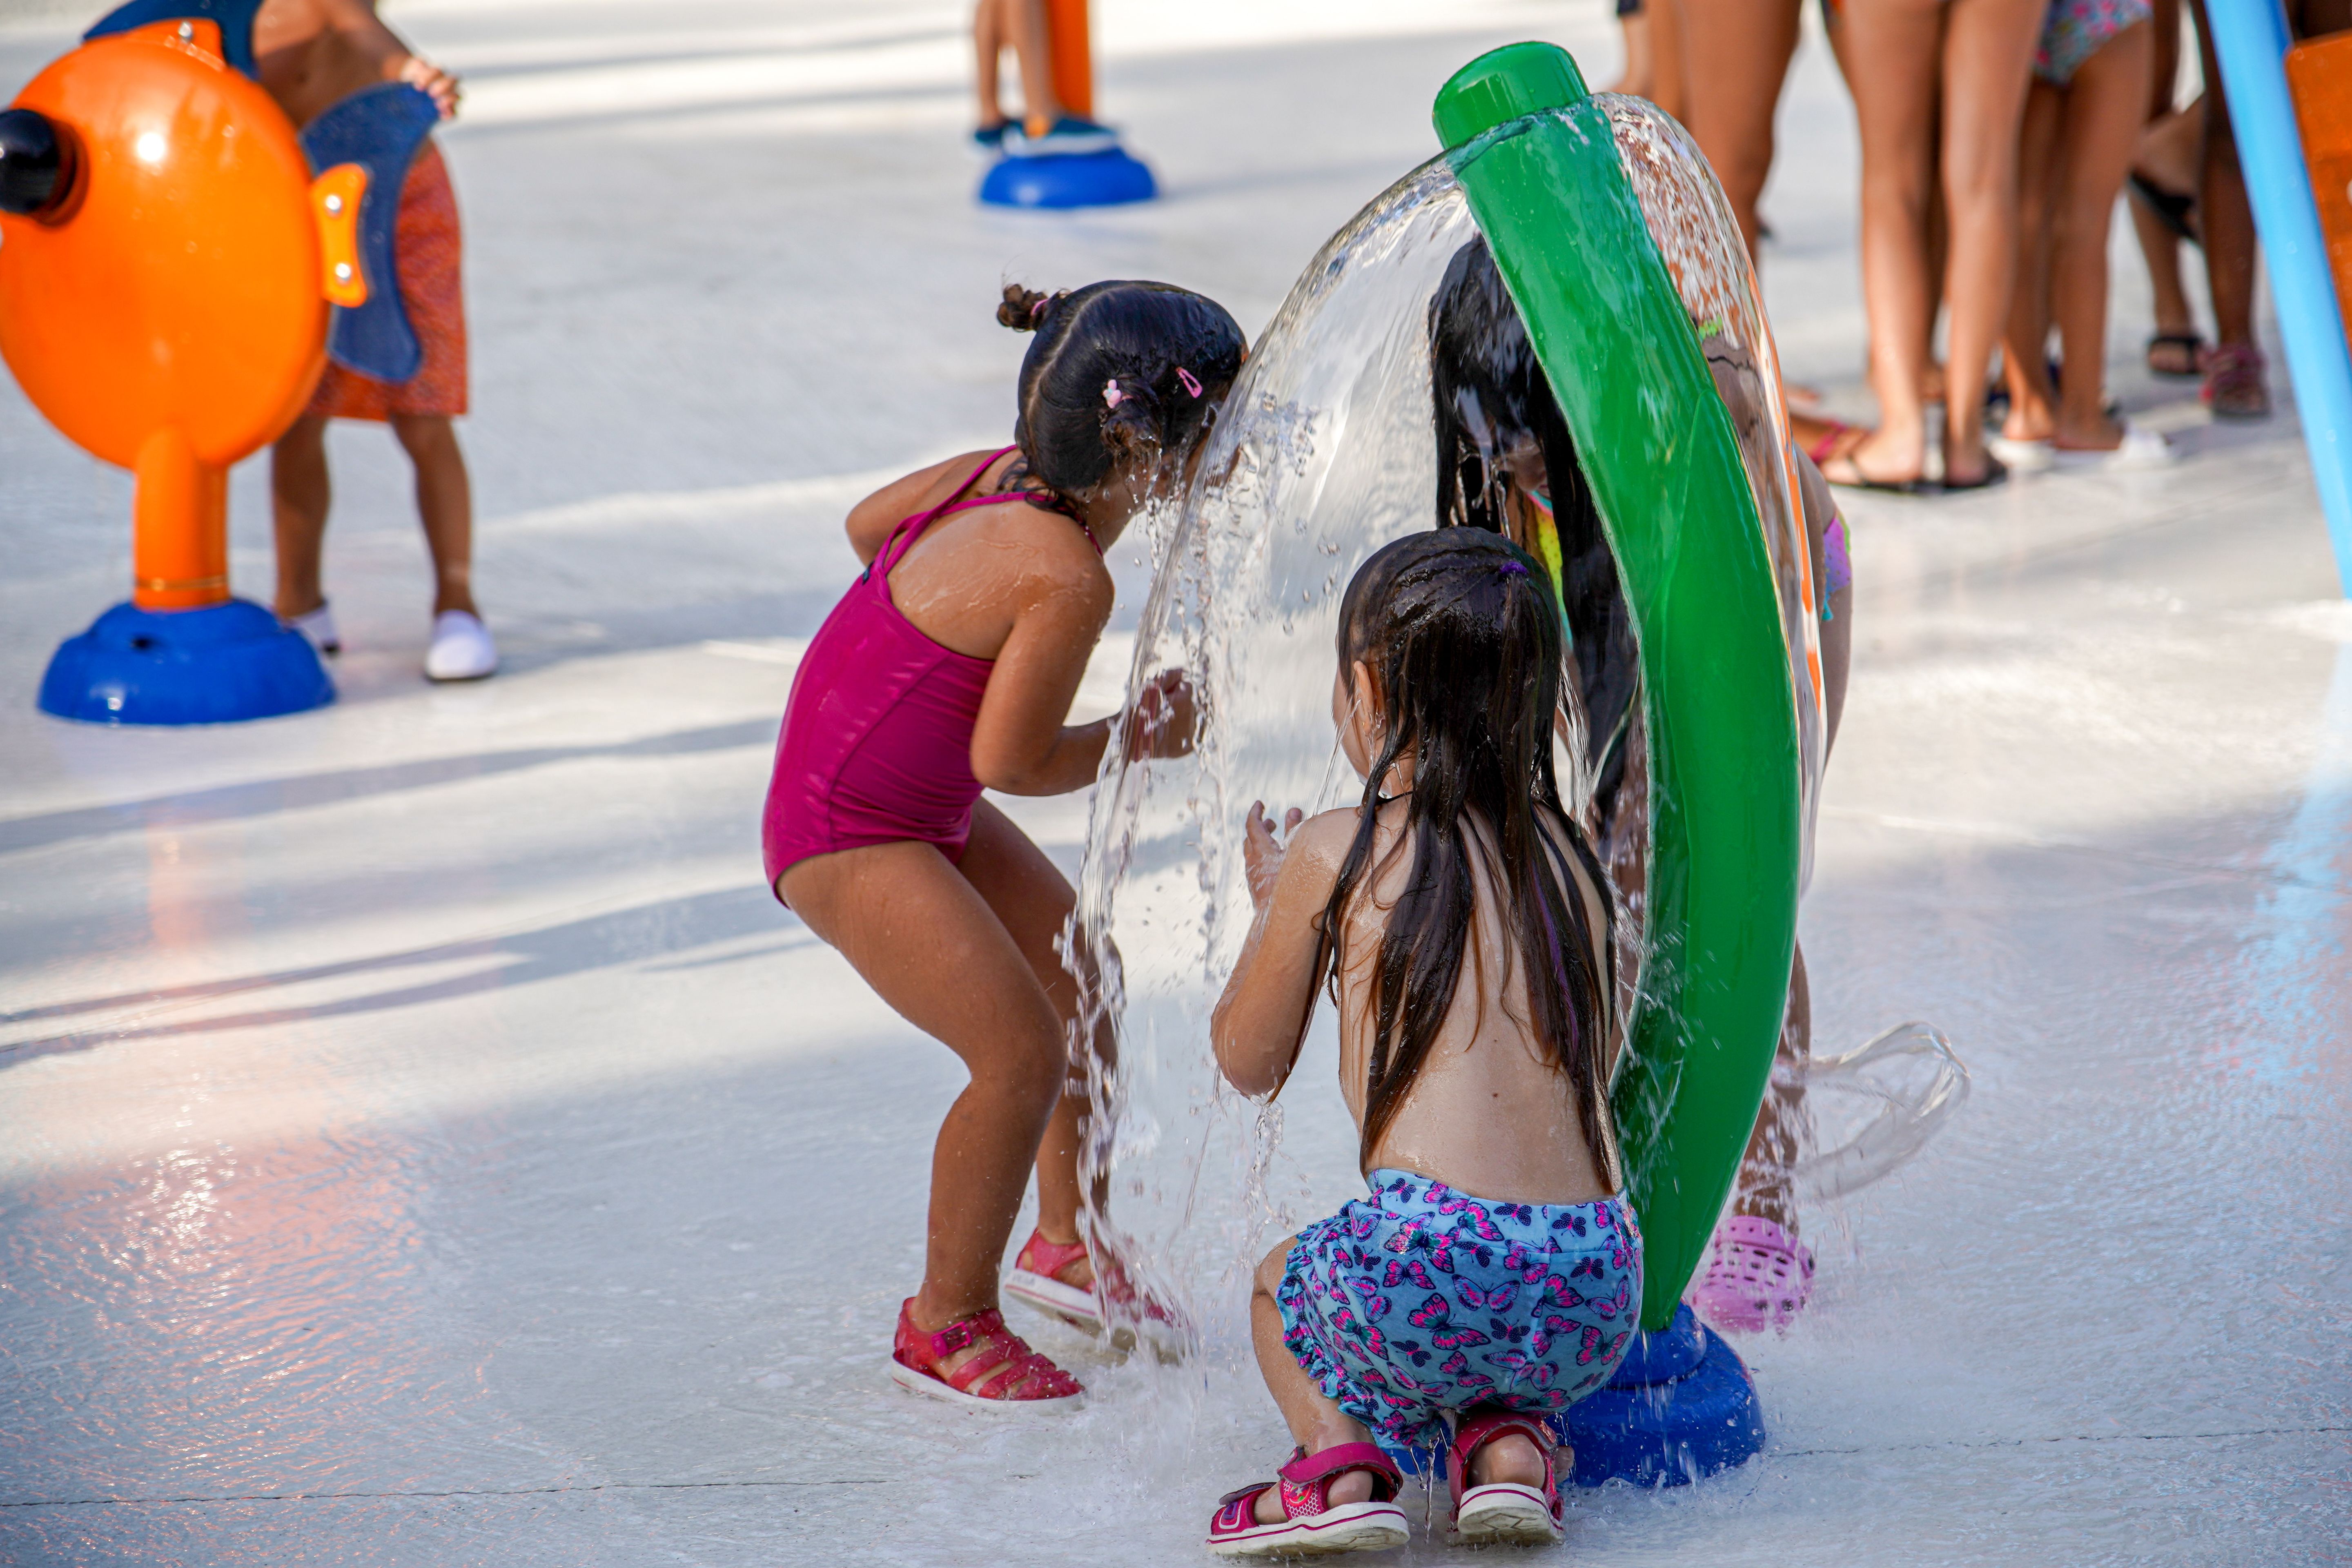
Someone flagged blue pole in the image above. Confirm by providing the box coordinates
[2205,0,2352,596]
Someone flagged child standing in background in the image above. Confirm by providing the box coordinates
[1995,0,2172,469]
[970,0,1114,155]
[1205,530,1635,1557]
[256,0,495,682]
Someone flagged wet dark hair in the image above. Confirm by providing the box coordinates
[998,280,1247,497]
[1428,238,1639,820]
[1319,529,1615,1169]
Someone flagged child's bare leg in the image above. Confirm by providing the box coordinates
[271,413,332,620]
[1249,1239,1377,1521]
[2000,82,2065,442]
[2048,22,2152,450]
[957,801,1103,1287]
[1004,0,1060,134]
[780,836,1069,1381]
[1678,0,1801,256]
[972,0,1005,125]
[388,414,478,617]
[1736,942,1811,1234]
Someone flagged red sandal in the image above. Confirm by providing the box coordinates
[1448,1407,1563,1545]
[1206,1442,1408,1559]
[1003,1227,1192,1355]
[886,1298,1083,1411]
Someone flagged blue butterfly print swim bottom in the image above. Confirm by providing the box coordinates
[1274,1170,1643,1451]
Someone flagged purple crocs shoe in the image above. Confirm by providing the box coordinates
[1690,1214,1815,1333]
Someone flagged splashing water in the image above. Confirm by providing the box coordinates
[1066,102,1967,1386]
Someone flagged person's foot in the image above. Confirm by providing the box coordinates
[424,609,497,682]
[889,1298,1084,1409]
[1819,430,1929,493]
[2203,343,2271,420]
[1002,1227,1098,1330]
[2053,419,2174,470]
[1450,1410,1562,1546]
[1206,1442,1406,1556]
[1002,115,1118,156]
[283,601,340,656]
[972,120,1009,155]
[1690,1214,1815,1332]
[2146,332,2204,378]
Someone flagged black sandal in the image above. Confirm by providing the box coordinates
[1818,450,1934,495]
[1938,453,2009,492]
[2146,332,2204,378]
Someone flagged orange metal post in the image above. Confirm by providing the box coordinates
[1045,0,1092,120]
[2286,32,2352,342]
[130,428,229,610]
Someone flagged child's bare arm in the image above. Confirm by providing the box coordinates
[316,0,458,115]
[1212,808,1349,1097]
[844,454,975,566]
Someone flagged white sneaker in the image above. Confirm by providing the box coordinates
[286,602,341,655]
[425,609,498,682]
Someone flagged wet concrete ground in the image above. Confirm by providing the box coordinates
[2,1,2348,1563]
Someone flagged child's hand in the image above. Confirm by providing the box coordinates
[1126,669,1200,762]
[399,55,461,118]
[1243,802,1304,909]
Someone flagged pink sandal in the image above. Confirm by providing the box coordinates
[1003,1227,1190,1353]
[1449,1407,1563,1546]
[886,1298,1083,1410]
[1002,1229,1100,1332]
[1206,1442,1408,1559]
[1689,1214,1815,1333]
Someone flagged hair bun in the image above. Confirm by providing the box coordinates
[998,283,1057,333]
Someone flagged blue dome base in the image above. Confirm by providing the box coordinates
[1555,1305,1767,1487]
[39,599,336,726]
[978,147,1157,209]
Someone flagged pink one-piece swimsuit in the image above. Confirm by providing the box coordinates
[761,448,1097,897]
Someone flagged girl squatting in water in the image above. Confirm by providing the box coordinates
[1205,530,1635,1555]
[763,281,1245,1408]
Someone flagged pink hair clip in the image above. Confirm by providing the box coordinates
[1176,367,1204,398]
[1030,296,1050,320]
[1103,379,1125,408]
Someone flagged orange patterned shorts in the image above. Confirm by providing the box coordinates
[308,139,467,421]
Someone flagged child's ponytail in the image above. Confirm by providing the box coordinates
[996,278,1247,498]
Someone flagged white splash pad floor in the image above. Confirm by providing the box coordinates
[1,2,2347,1562]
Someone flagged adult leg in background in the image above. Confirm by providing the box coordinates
[1829,0,1947,486]
[2130,0,2201,373]
[2186,0,2267,416]
[1679,0,1802,256]
[1934,0,2047,485]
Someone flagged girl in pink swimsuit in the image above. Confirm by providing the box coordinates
[765,279,1246,1410]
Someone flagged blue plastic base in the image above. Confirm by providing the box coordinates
[1555,1304,1766,1487]
[978,147,1157,209]
[38,599,335,726]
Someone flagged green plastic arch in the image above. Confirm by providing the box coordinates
[1434,44,1801,1332]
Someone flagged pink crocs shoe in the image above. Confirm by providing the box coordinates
[1206,1442,1408,1558]
[1690,1214,1815,1333]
